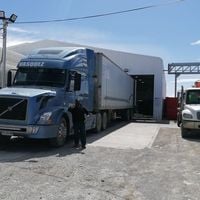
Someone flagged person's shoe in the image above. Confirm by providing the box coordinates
[81,146,86,149]
[73,144,79,148]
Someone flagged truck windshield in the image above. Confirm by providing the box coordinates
[186,90,200,104]
[13,67,66,87]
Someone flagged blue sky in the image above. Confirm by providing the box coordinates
[1,0,200,96]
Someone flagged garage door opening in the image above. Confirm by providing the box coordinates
[132,75,154,119]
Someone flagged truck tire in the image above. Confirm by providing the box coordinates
[102,112,107,130]
[129,109,133,120]
[49,117,67,147]
[122,109,130,121]
[95,113,102,132]
[181,125,189,138]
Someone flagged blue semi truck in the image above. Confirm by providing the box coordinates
[0,47,133,146]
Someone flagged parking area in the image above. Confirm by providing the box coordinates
[0,121,200,200]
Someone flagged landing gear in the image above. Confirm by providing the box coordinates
[95,113,102,132]
[121,109,131,121]
[102,112,108,130]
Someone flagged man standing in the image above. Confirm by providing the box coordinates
[68,100,88,149]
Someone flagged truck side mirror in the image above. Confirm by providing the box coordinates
[74,72,81,91]
[7,70,12,87]
[7,69,17,87]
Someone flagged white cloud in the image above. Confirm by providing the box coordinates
[0,35,36,47]
[6,37,36,47]
[4,26,39,47]
[8,26,39,34]
[8,27,30,34]
[190,40,200,46]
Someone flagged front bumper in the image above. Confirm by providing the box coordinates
[0,124,58,139]
[182,120,200,129]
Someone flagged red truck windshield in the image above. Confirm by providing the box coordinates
[13,67,66,87]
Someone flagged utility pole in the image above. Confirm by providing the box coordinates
[1,19,8,88]
[0,11,17,88]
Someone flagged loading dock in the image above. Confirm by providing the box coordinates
[133,75,154,118]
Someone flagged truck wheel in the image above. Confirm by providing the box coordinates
[95,113,102,132]
[102,112,107,130]
[129,109,133,120]
[122,109,130,121]
[49,117,67,147]
[181,125,189,138]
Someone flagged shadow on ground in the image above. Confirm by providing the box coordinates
[0,119,129,163]
[183,131,200,143]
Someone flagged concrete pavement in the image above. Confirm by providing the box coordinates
[88,121,178,150]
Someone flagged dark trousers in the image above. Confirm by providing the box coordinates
[73,122,86,147]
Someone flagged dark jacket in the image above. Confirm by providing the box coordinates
[68,105,88,124]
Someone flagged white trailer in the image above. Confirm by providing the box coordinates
[95,53,133,110]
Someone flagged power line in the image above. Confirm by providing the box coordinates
[14,0,184,25]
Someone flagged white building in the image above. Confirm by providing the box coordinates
[8,40,166,120]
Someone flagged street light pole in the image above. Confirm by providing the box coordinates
[0,11,17,88]
[1,19,8,88]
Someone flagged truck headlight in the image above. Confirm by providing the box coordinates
[38,112,53,124]
[183,113,193,119]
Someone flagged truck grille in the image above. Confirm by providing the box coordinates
[197,112,200,120]
[0,97,27,121]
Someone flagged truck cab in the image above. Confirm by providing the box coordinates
[0,47,94,147]
[178,87,200,137]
